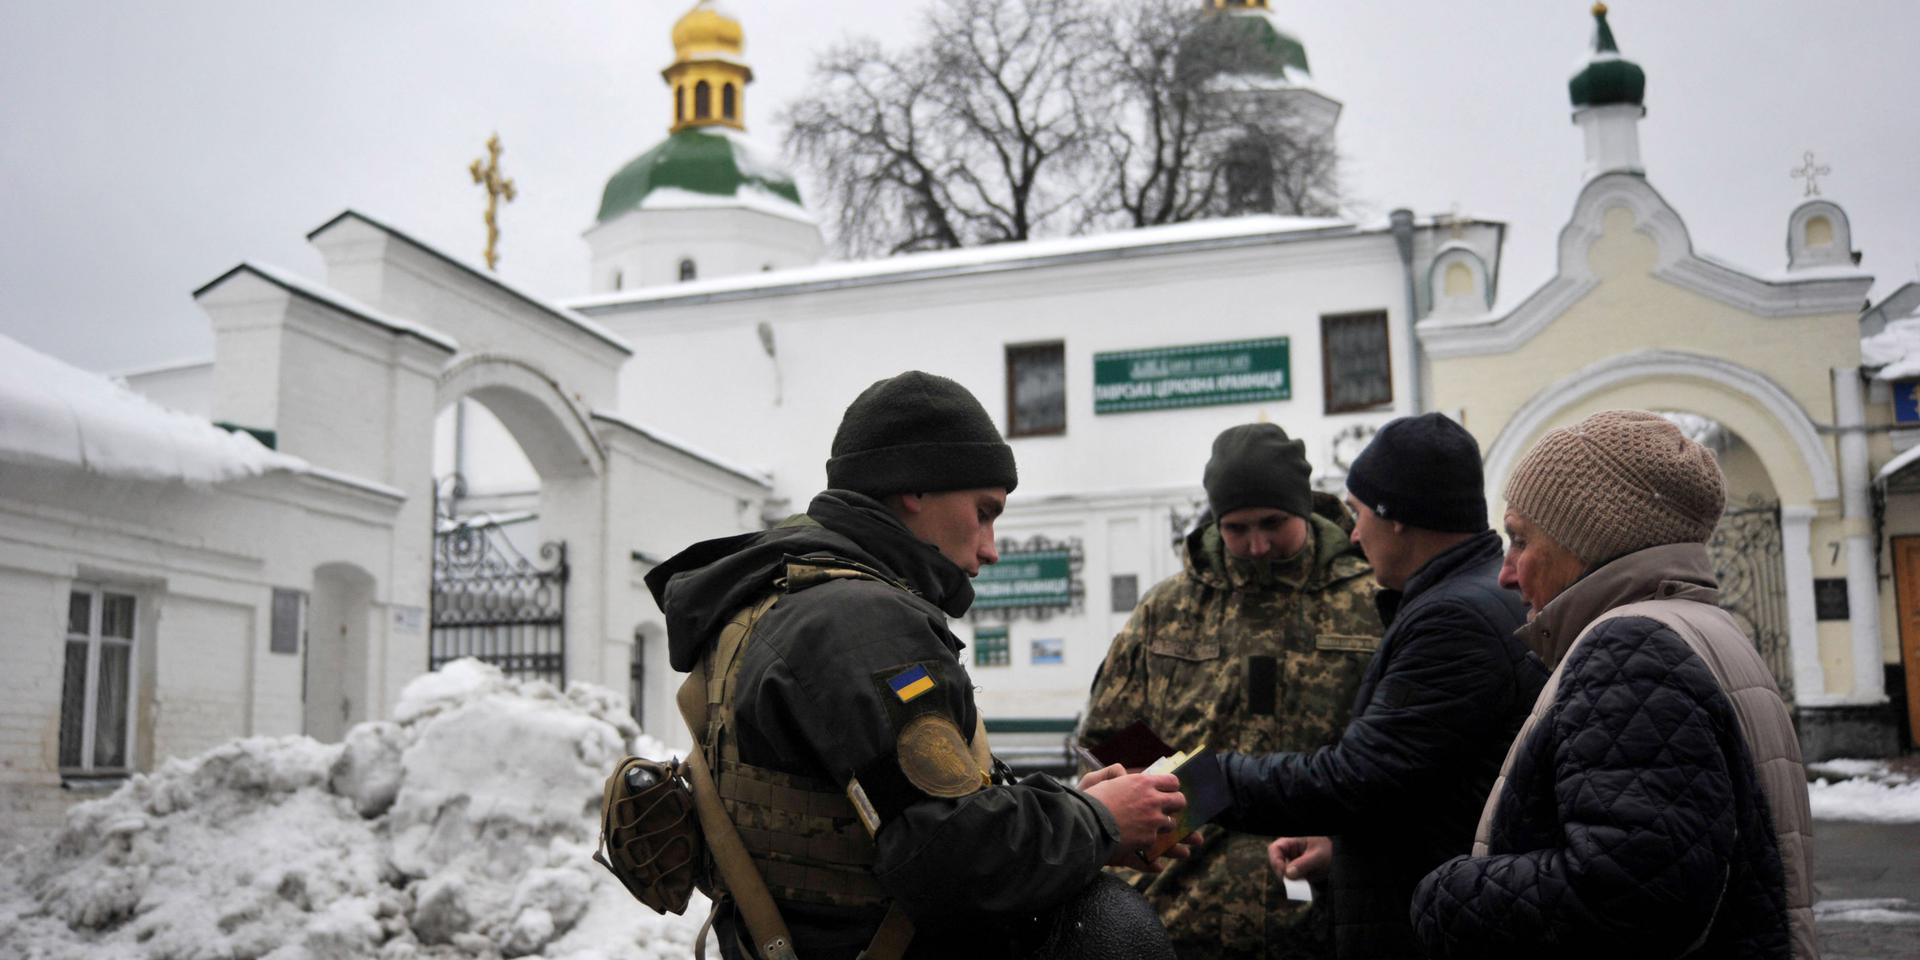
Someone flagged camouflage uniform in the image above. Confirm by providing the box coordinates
[1082,491,1384,959]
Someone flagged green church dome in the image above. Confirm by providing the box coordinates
[596,127,806,223]
[1569,3,1644,109]
[1222,10,1311,80]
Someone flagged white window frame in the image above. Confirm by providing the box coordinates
[61,584,140,776]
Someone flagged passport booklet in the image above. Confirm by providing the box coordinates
[1087,721,1232,859]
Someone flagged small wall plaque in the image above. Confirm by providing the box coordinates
[1813,578,1850,621]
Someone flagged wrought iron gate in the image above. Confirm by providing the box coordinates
[430,521,568,687]
[1706,497,1793,701]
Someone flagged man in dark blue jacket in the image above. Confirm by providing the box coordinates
[1213,413,1546,959]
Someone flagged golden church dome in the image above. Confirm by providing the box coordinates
[672,1,744,60]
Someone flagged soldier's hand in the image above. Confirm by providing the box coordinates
[1267,835,1331,882]
[1083,771,1185,867]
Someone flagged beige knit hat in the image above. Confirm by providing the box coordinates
[1504,410,1725,566]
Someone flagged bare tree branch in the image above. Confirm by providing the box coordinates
[782,0,1342,256]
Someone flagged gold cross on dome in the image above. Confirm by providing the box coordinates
[1789,150,1831,198]
[469,133,518,271]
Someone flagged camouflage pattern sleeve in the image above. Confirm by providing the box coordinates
[1080,580,1163,751]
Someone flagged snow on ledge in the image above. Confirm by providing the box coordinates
[568,214,1355,309]
[0,333,307,485]
[591,409,772,487]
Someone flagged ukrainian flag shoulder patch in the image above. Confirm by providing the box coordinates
[887,664,936,703]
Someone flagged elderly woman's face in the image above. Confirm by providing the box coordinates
[1498,509,1587,618]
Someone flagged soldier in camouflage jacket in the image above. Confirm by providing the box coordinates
[1082,424,1384,960]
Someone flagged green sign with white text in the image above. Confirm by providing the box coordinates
[1093,337,1291,414]
[973,549,1073,609]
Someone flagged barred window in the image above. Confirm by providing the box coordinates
[61,587,136,773]
[270,588,304,655]
[1322,311,1392,413]
[974,626,1011,668]
[1006,341,1066,437]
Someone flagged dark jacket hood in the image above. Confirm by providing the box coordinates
[645,490,975,671]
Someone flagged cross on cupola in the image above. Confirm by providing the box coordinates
[1790,150,1831,197]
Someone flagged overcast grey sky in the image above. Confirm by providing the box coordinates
[3,1,1915,374]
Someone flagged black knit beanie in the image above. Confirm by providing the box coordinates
[826,371,1018,497]
[1344,413,1488,533]
[1203,423,1313,519]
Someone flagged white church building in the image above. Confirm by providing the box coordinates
[3,1,1908,834]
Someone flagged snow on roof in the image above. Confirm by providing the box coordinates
[639,184,815,225]
[1877,443,1920,485]
[1690,250,1873,287]
[569,214,1355,310]
[109,355,214,380]
[308,210,633,356]
[210,261,460,353]
[1,659,706,958]
[1863,317,1920,380]
[0,333,306,485]
[590,409,772,487]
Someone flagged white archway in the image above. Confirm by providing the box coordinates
[1484,348,1838,703]
[432,353,611,688]
[436,354,604,481]
[1485,349,1837,504]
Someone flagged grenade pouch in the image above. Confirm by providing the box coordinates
[593,755,707,916]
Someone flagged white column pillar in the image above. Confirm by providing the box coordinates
[1778,505,1828,703]
[1833,367,1886,702]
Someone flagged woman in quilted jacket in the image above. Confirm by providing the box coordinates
[1410,410,1816,960]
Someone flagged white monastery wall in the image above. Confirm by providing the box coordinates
[594,231,1421,510]
[587,206,826,293]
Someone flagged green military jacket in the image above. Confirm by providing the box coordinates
[1082,492,1384,959]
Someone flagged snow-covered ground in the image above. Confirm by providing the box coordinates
[5,669,1912,959]
[1807,758,1920,824]
[0,660,706,960]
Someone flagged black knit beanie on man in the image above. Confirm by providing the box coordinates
[1344,412,1488,533]
[1203,423,1313,520]
[825,371,1019,498]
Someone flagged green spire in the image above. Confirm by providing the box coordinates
[1568,3,1645,109]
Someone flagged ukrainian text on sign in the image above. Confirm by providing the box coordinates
[1093,337,1291,414]
[973,549,1073,609]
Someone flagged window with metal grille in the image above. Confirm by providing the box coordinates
[1006,341,1066,437]
[270,588,304,655]
[974,626,1011,667]
[61,587,136,774]
[1321,311,1392,413]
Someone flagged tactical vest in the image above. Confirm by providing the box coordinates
[692,555,992,910]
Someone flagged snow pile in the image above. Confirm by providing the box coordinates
[1861,316,1920,379]
[0,333,306,485]
[0,660,707,960]
[1814,898,1920,925]
[1807,758,1920,824]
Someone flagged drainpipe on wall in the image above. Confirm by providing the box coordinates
[1390,209,1423,413]
[1833,366,1886,703]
